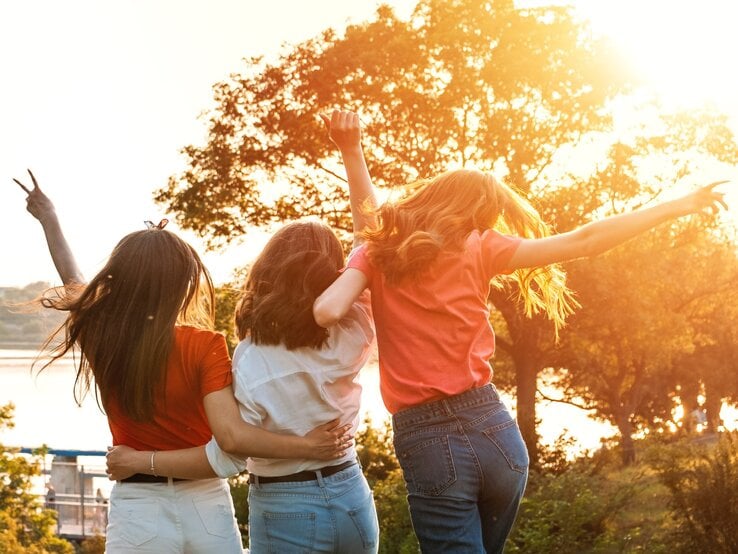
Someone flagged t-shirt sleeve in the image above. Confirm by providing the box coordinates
[199,333,233,398]
[481,230,522,278]
[205,436,247,478]
[345,244,373,284]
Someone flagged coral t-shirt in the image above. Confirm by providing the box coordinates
[347,230,521,414]
[106,326,232,450]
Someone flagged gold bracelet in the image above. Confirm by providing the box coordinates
[150,450,158,477]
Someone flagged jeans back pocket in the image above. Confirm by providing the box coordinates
[482,419,529,474]
[395,434,456,496]
[112,499,159,547]
[262,511,316,553]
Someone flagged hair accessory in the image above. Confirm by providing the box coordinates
[144,219,169,230]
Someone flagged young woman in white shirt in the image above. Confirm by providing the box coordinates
[106,111,380,553]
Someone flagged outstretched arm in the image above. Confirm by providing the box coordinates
[12,170,84,285]
[320,110,378,243]
[507,181,730,270]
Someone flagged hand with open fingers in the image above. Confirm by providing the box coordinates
[304,418,354,460]
[105,445,141,481]
[319,110,361,152]
[680,180,730,215]
[12,169,56,224]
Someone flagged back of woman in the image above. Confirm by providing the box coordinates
[206,221,379,553]
[46,226,244,552]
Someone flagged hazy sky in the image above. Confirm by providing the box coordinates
[2,0,737,288]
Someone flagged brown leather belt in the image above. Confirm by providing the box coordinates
[248,459,357,485]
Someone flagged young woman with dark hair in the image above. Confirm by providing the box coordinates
[12,170,351,553]
[106,111,381,553]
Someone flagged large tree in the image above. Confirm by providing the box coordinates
[156,0,627,462]
[531,109,738,463]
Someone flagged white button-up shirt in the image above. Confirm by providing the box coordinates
[205,293,374,477]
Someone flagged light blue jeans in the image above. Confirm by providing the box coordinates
[392,383,529,553]
[247,463,378,553]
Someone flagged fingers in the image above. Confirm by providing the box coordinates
[27,169,40,190]
[12,178,31,194]
[320,418,342,431]
[703,179,730,190]
[321,110,360,130]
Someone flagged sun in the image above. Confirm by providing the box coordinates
[577,0,738,110]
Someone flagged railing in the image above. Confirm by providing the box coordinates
[21,449,110,541]
[45,491,109,539]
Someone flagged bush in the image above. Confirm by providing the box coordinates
[506,463,630,553]
[0,404,74,553]
[648,432,738,553]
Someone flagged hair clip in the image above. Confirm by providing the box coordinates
[144,219,169,230]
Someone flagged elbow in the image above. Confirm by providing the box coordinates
[212,429,238,456]
[579,238,601,258]
[313,299,343,328]
[573,228,603,259]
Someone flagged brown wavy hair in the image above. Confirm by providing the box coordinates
[235,221,344,349]
[363,168,577,331]
[40,228,215,421]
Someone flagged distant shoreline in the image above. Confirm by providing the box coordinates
[0,343,43,350]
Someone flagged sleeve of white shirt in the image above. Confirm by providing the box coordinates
[204,436,248,478]
[329,290,375,367]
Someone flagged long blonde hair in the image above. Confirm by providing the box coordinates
[363,168,577,331]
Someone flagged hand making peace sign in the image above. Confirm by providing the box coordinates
[12,169,57,224]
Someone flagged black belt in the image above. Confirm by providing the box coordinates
[121,473,188,484]
[249,460,357,485]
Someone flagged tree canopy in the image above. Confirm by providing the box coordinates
[156,0,738,463]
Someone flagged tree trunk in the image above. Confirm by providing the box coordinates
[678,378,701,435]
[514,350,539,467]
[703,380,723,434]
[614,411,636,465]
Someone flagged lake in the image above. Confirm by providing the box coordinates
[0,348,618,457]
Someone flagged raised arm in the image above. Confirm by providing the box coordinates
[507,180,730,270]
[12,170,84,285]
[320,110,378,243]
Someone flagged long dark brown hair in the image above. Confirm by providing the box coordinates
[235,220,344,349]
[364,168,577,332]
[40,228,215,422]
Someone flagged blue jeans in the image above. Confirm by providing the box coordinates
[392,383,529,553]
[247,463,378,553]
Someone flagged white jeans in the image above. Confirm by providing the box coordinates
[106,477,243,553]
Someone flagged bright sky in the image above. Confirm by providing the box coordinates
[2,0,737,288]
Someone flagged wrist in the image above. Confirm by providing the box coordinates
[298,436,314,458]
[37,210,59,226]
[338,145,363,156]
[667,196,692,218]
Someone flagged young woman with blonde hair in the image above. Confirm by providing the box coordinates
[314,159,728,552]
[12,171,350,553]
